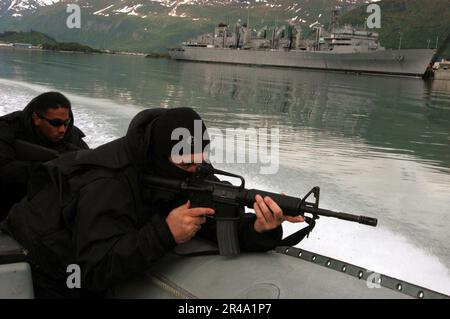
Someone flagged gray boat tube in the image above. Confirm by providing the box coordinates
[1,231,447,299]
[110,239,449,299]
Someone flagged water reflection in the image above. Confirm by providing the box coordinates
[1,49,448,171]
[1,49,448,170]
[175,61,450,172]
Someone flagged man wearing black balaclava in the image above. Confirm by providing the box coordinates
[2,107,304,298]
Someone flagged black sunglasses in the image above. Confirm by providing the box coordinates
[36,113,71,127]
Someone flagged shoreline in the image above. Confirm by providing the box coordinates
[0,45,167,58]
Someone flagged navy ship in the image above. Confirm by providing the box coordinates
[169,21,435,77]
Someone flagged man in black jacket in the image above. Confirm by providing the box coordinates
[0,92,89,221]
[2,107,303,298]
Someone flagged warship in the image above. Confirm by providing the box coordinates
[169,21,435,77]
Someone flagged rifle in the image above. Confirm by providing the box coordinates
[142,165,378,256]
[14,139,59,162]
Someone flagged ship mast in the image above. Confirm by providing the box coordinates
[246,7,250,28]
[330,7,339,32]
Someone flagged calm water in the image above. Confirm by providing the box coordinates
[1,48,449,295]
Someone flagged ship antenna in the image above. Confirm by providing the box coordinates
[247,7,250,28]
[330,7,339,32]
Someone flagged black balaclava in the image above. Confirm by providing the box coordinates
[149,108,210,179]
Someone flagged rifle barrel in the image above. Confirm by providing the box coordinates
[302,207,378,227]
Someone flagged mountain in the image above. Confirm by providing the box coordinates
[0,29,57,45]
[0,0,368,52]
[0,0,448,56]
[437,34,450,58]
[0,30,101,52]
[340,0,450,58]
[0,1,61,17]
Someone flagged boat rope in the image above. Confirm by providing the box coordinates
[275,246,449,299]
[148,272,198,299]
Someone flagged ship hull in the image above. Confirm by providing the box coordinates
[169,47,435,77]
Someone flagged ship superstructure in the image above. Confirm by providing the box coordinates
[169,20,435,77]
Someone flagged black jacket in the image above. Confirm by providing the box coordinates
[0,104,88,221]
[3,108,282,298]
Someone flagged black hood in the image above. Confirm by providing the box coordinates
[149,108,210,179]
[126,107,210,179]
[125,108,166,173]
[20,95,80,148]
[0,94,86,152]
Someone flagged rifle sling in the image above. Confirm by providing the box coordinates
[280,217,316,247]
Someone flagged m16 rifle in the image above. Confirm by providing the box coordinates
[142,165,378,256]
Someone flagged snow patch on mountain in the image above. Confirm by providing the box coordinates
[6,0,59,12]
[0,0,369,21]
[93,4,114,16]
[168,0,192,18]
[113,4,143,14]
